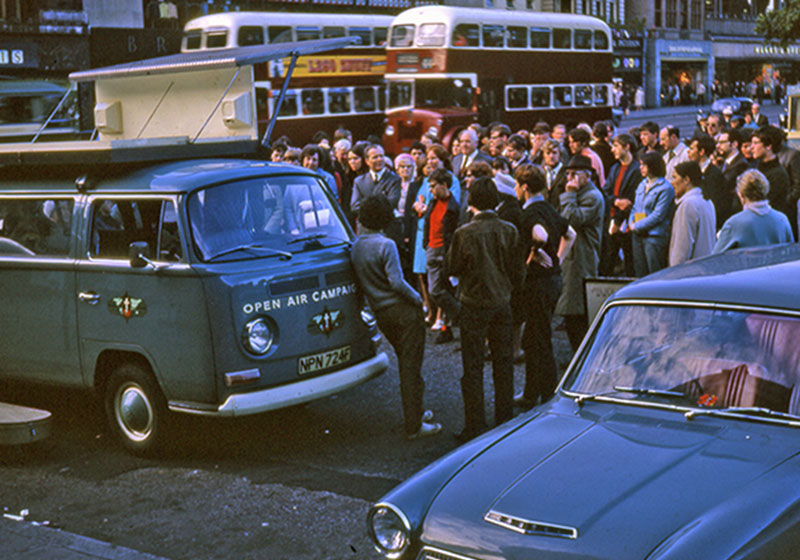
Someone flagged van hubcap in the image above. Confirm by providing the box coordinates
[116,384,153,441]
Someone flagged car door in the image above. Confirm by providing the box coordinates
[0,194,82,384]
[75,195,213,402]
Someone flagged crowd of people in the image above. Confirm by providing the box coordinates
[268,102,799,442]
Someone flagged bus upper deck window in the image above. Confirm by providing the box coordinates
[531,87,551,107]
[452,23,479,47]
[594,30,609,50]
[238,26,264,47]
[375,27,388,46]
[301,90,324,115]
[268,26,292,43]
[530,27,550,49]
[390,24,415,47]
[417,23,445,47]
[206,31,228,48]
[553,28,571,49]
[297,27,321,41]
[574,30,592,50]
[354,87,377,113]
[349,27,372,46]
[327,89,352,114]
[184,31,201,50]
[324,26,345,39]
[507,26,527,48]
[482,25,505,48]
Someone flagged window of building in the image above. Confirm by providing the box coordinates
[691,0,702,28]
[506,86,528,109]
[452,23,480,47]
[679,0,689,29]
[655,0,663,27]
[666,0,677,28]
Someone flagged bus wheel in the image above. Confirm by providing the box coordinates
[105,363,167,455]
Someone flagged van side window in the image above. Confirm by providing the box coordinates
[0,197,73,257]
[89,199,182,262]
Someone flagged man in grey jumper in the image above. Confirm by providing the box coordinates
[351,194,442,440]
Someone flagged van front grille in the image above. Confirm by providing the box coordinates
[417,547,479,560]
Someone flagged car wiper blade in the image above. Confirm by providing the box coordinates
[287,233,326,245]
[575,386,686,406]
[207,243,292,261]
[686,406,800,425]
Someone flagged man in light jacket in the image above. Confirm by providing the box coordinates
[669,161,716,266]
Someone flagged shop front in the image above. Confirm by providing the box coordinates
[646,38,712,108]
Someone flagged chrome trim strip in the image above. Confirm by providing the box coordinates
[484,510,578,539]
[168,352,388,416]
[417,546,479,560]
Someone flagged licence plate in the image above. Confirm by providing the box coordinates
[298,345,351,375]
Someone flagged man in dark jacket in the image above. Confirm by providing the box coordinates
[602,133,640,276]
[752,126,791,219]
[446,177,524,442]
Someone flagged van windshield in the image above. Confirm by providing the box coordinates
[187,174,350,262]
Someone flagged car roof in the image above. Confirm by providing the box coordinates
[611,244,800,312]
[0,159,319,194]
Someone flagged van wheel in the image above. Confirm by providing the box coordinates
[105,363,167,455]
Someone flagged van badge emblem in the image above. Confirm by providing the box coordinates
[308,307,342,336]
[108,293,147,321]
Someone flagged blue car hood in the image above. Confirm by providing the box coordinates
[421,399,800,559]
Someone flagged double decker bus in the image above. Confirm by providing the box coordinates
[383,6,613,154]
[182,12,393,144]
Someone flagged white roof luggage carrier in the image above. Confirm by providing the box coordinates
[0,36,358,166]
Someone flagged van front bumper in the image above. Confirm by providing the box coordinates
[168,352,389,417]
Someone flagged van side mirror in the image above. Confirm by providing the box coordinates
[129,241,151,268]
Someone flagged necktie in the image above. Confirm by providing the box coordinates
[460,157,468,175]
[668,149,675,161]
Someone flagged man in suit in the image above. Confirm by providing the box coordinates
[504,133,531,172]
[452,128,492,182]
[713,127,750,228]
[660,126,689,184]
[350,144,401,221]
[688,133,726,230]
[751,102,769,128]
[602,133,640,277]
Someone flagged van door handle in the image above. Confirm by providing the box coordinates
[78,292,101,305]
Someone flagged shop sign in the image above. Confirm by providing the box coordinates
[0,42,37,69]
[667,45,704,54]
[754,45,800,56]
[612,56,641,70]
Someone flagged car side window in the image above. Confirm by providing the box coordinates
[89,198,182,262]
[0,197,73,257]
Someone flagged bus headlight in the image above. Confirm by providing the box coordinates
[368,503,410,558]
[385,125,395,136]
[242,318,274,355]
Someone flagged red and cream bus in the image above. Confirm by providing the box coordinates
[383,6,613,154]
[182,12,392,143]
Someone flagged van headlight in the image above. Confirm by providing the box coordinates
[368,503,410,558]
[243,318,274,355]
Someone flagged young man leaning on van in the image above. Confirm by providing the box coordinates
[350,194,442,440]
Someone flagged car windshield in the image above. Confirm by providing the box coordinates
[187,174,350,262]
[564,304,800,416]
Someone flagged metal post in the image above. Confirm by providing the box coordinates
[261,51,299,150]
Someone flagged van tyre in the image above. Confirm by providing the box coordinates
[105,363,168,456]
